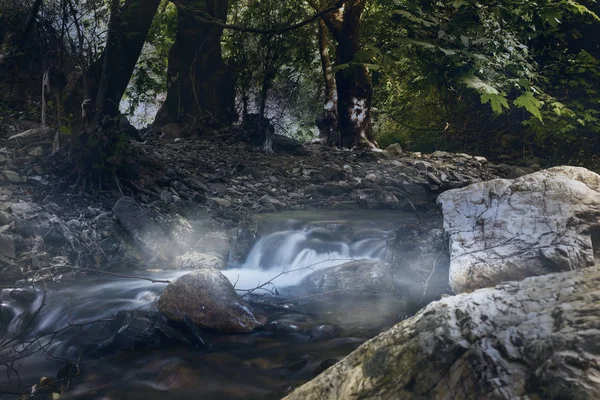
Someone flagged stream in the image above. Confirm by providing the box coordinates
[0,210,434,399]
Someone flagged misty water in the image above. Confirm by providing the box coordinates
[0,211,431,399]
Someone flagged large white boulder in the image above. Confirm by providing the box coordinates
[438,166,600,293]
[284,266,600,400]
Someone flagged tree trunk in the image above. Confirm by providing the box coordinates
[18,0,44,49]
[333,0,375,149]
[311,0,376,149]
[64,0,161,126]
[316,19,339,146]
[154,0,235,129]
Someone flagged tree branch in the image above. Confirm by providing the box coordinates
[188,0,347,35]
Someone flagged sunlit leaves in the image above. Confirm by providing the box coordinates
[514,92,543,121]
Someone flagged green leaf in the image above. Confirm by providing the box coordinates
[481,93,510,114]
[514,92,543,121]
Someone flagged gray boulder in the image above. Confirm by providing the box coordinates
[438,166,600,293]
[284,266,600,400]
[174,251,224,270]
[299,260,398,296]
[158,269,263,333]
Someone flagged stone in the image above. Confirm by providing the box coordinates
[382,143,402,157]
[298,260,398,296]
[112,196,179,261]
[158,270,263,333]
[319,166,345,181]
[258,195,286,210]
[0,233,16,259]
[10,201,40,216]
[284,266,600,400]
[27,146,47,157]
[2,170,22,183]
[210,197,232,208]
[365,173,380,183]
[175,251,224,270]
[352,189,399,209]
[88,310,190,357]
[438,166,600,293]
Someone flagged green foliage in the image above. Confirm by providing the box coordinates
[223,0,322,135]
[367,0,600,168]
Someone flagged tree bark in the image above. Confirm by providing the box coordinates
[310,0,376,149]
[316,18,339,146]
[154,0,235,129]
[64,0,161,126]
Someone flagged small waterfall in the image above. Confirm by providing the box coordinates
[221,226,391,291]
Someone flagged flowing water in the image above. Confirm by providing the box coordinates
[0,210,431,399]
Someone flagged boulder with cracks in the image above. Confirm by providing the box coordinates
[284,266,600,400]
[438,166,600,293]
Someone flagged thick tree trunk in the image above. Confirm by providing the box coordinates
[64,0,161,126]
[316,19,339,146]
[313,0,376,149]
[18,0,44,49]
[154,0,235,129]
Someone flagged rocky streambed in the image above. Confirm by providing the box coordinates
[2,124,599,399]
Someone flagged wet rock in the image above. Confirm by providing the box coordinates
[309,324,338,341]
[284,266,600,400]
[175,251,224,270]
[89,310,189,357]
[298,260,398,296]
[112,196,178,261]
[158,269,263,332]
[267,320,302,335]
[438,166,600,293]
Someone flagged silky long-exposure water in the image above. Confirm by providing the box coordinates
[0,211,432,399]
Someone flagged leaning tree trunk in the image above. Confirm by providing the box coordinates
[154,0,235,129]
[63,0,161,127]
[316,18,340,146]
[311,0,376,149]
